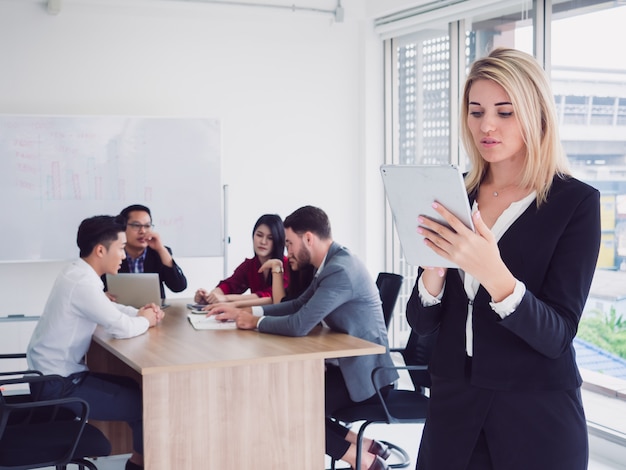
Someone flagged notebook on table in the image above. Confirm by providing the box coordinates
[187,313,237,330]
[105,273,162,308]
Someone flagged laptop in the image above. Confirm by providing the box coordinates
[380,164,474,269]
[105,273,163,308]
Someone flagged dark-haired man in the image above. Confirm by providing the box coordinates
[27,215,164,470]
[103,204,187,301]
[209,205,398,470]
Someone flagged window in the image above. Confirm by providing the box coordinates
[382,0,626,458]
[551,1,626,378]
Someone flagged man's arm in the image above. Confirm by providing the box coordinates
[259,264,352,337]
[148,246,188,293]
[207,304,258,329]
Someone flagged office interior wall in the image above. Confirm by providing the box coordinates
[0,0,385,317]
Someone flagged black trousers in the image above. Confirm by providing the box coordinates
[325,364,391,460]
[417,374,588,470]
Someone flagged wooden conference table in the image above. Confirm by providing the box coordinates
[86,299,385,469]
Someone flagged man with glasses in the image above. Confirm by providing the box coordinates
[103,204,187,300]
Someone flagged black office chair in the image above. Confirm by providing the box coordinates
[0,354,111,470]
[400,329,437,394]
[375,272,404,329]
[330,364,429,470]
[374,272,438,392]
[329,273,434,470]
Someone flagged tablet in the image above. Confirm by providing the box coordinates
[380,164,474,268]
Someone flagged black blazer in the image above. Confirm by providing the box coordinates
[406,175,601,391]
[102,246,187,299]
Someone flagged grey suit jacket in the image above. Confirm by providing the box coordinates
[259,242,398,402]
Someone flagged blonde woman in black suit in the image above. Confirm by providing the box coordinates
[406,48,601,470]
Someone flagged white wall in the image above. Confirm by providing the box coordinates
[0,0,386,316]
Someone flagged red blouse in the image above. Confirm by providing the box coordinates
[217,256,289,298]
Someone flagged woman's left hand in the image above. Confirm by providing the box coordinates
[258,259,283,274]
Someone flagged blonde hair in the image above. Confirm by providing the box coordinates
[461,47,570,206]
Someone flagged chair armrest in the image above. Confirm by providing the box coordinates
[0,369,43,378]
[371,365,429,422]
[0,373,65,388]
[2,396,89,417]
[0,353,42,379]
[1,394,90,431]
[0,373,68,407]
[371,364,428,394]
[0,353,27,360]
[372,364,428,381]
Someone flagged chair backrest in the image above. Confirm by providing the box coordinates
[375,272,404,328]
[401,329,438,390]
[0,367,110,470]
[0,377,88,469]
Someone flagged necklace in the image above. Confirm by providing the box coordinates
[485,183,517,197]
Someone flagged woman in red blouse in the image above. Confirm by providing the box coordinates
[194,214,289,307]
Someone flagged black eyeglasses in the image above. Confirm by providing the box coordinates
[127,223,154,231]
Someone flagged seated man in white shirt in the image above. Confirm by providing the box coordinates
[27,215,164,470]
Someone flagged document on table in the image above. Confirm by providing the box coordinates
[187,313,237,330]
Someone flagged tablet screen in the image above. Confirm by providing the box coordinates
[381,164,474,268]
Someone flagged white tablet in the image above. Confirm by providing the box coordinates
[380,164,474,268]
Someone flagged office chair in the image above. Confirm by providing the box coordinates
[0,354,111,470]
[329,364,430,470]
[374,273,437,393]
[400,330,437,394]
[329,273,434,469]
[375,272,404,328]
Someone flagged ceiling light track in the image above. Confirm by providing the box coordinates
[174,0,344,22]
[374,0,466,27]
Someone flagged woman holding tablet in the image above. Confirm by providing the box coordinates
[406,48,600,470]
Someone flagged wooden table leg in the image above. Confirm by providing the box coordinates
[142,359,325,469]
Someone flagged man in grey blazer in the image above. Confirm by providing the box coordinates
[211,206,398,470]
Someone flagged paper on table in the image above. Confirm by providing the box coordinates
[187,313,237,330]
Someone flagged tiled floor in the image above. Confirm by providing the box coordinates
[44,420,626,470]
[41,361,626,469]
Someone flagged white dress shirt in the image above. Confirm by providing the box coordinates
[27,258,150,377]
[419,191,535,356]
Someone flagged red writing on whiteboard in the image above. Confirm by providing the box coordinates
[16,151,37,160]
[17,163,38,174]
[12,138,38,147]
[18,181,36,190]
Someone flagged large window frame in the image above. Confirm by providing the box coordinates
[381,0,626,453]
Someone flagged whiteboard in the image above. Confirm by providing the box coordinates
[0,115,222,261]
